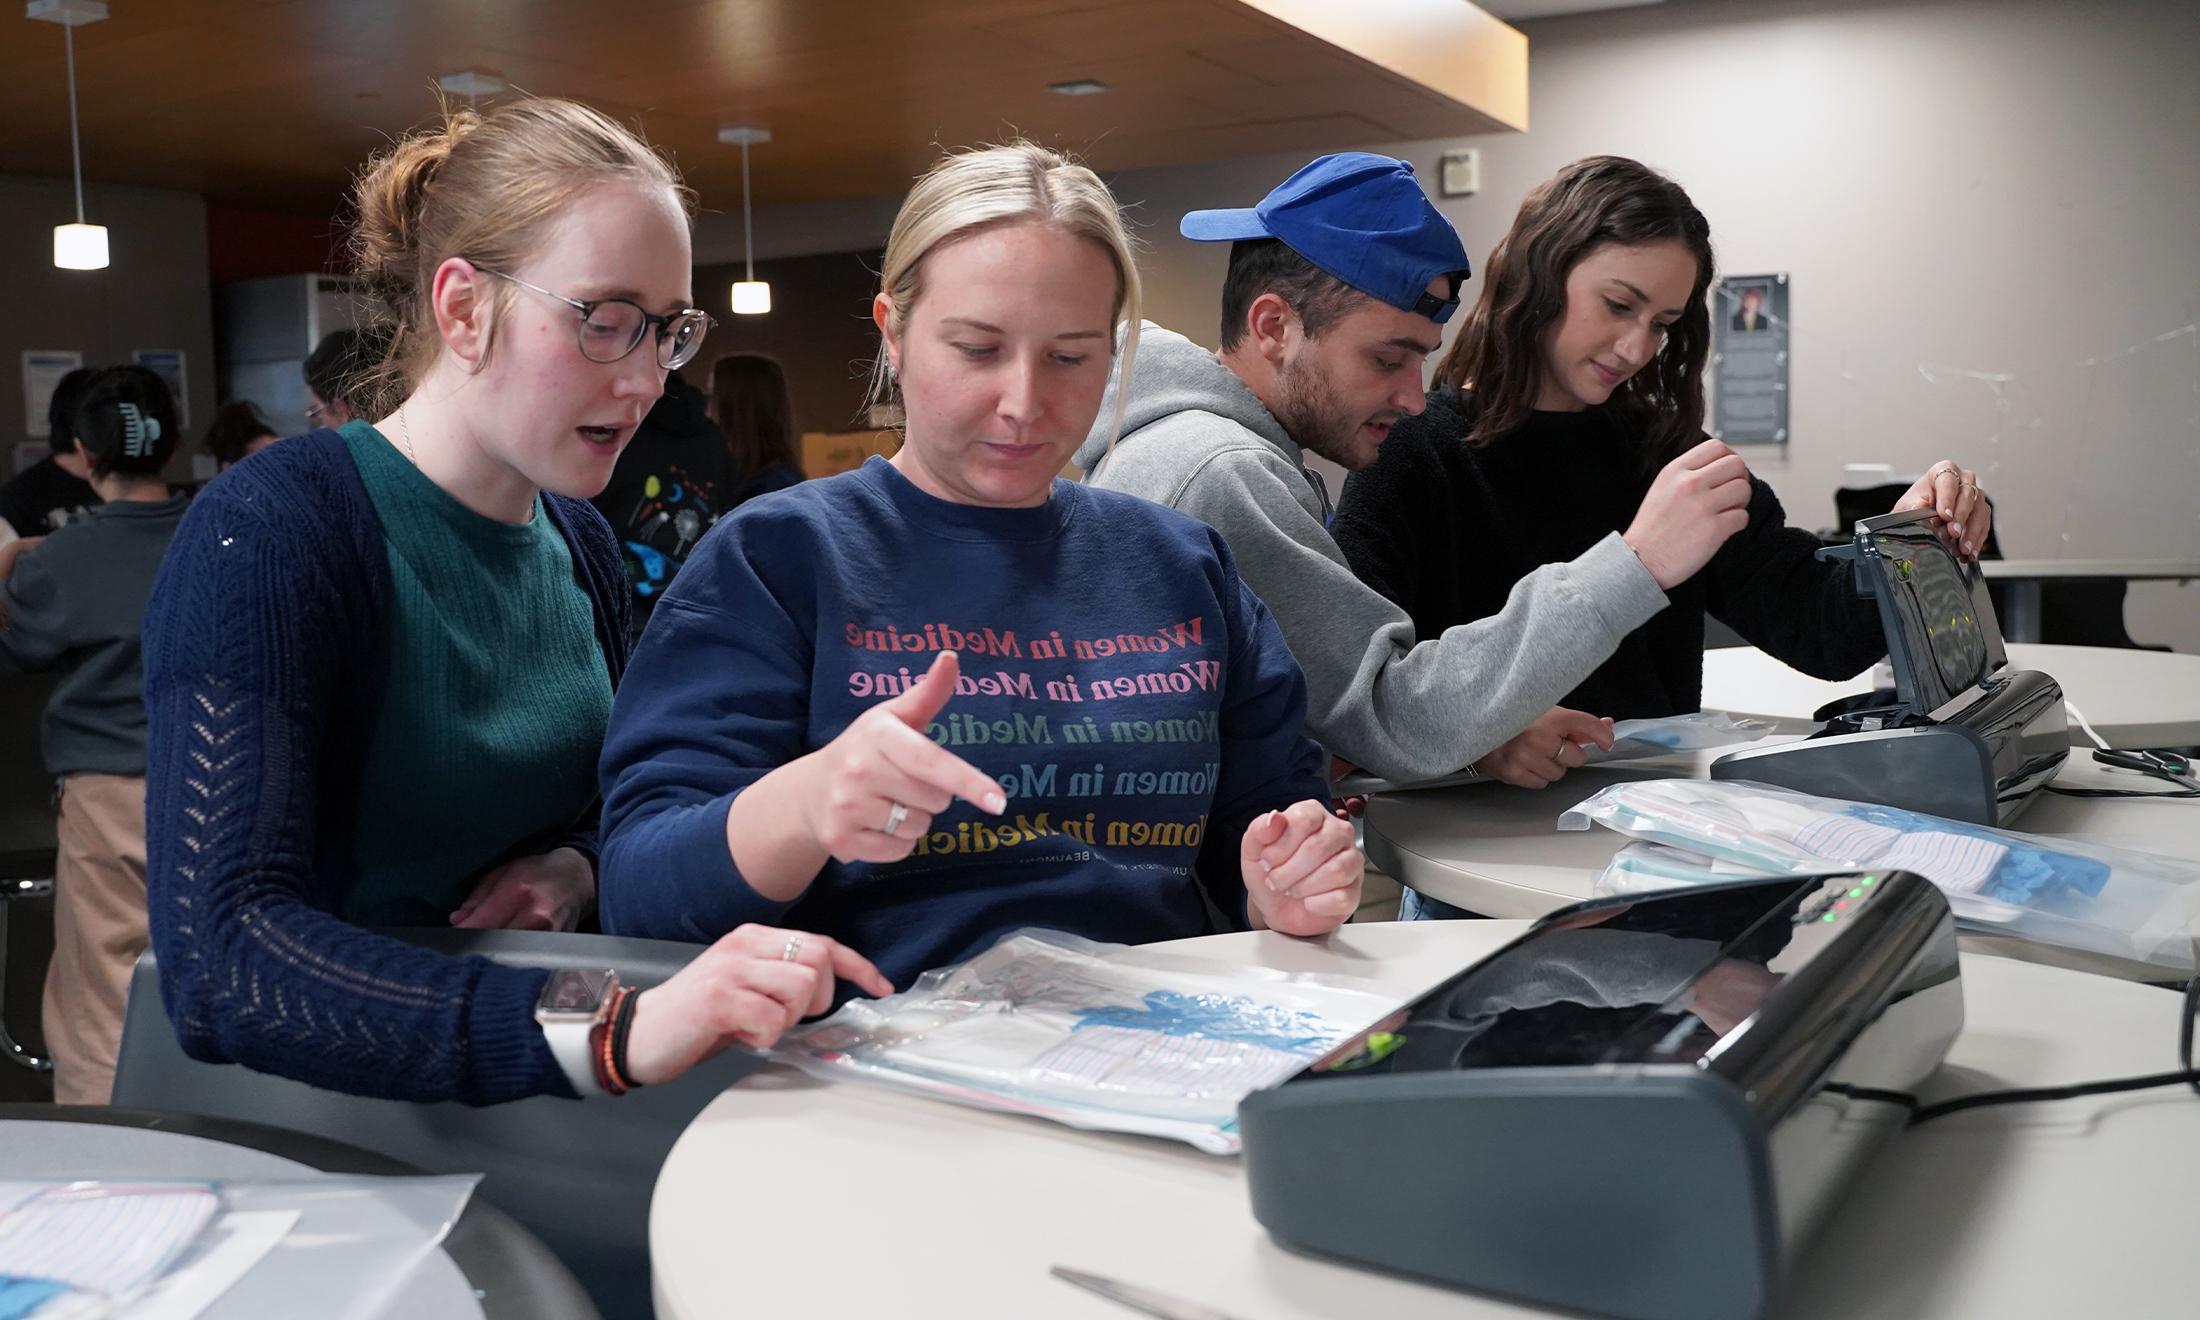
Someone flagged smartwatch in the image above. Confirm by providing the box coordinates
[535,967,620,1096]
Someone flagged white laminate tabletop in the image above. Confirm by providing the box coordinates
[1700,643,2200,747]
[1982,559,2200,581]
[650,922,2200,1320]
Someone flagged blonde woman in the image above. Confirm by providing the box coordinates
[140,97,886,1105]
[599,143,1362,992]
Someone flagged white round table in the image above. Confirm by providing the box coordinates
[650,922,2200,1319]
[1362,744,2200,978]
[1701,643,2200,748]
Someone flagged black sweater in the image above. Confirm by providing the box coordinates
[1332,388,1887,719]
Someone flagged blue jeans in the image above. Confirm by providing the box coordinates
[1398,888,1486,921]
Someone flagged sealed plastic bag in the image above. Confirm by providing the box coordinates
[1337,712,1774,795]
[769,929,1395,1154]
[1561,778,2200,970]
[0,1174,477,1320]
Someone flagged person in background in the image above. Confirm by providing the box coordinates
[0,366,191,1102]
[200,400,281,470]
[0,366,102,556]
[1332,155,1992,918]
[589,370,734,641]
[141,96,885,1107]
[598,142,1361,994]
[302,327,387,429]
[706,351,804,508]
[1079,154,1744,792]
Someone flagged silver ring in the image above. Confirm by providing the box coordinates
[780,935,803,963]
[882,801,909,834]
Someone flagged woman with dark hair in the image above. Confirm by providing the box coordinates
[0,365,102,552]
[201,400,281,470]
[705,351,803,506]
[0,366,189,1101]
[1332,156,1993,914]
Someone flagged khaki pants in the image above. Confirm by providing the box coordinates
[42,773,150,1105]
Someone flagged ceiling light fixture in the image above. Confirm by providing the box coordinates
[718,125,772,316]
[435,67,506,107]
[1047,79,1109,96]
[29,0,111,271]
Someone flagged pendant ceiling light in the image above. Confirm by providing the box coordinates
[719,126,772,315]
[31,0,111,271]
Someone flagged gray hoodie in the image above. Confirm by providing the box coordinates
[1077,323,1669,782]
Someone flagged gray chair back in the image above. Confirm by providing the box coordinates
[112,929,760,1320]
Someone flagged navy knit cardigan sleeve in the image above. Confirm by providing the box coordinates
[139,430,630,1105]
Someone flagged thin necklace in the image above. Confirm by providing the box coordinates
[395,405,421,467]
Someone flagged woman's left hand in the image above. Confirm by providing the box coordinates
[451,846,596,931]
[1894,459,1993,560]
[1242,800,1363,936]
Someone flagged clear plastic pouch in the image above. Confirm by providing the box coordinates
[1337,712,1775,795]
[3,1174,480,1320]
[769,929,1396,1154]
[1561,777,2200,970]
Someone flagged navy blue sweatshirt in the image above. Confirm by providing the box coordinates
[598,457,1329,992]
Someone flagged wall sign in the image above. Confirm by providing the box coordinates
[1712,274,1788,444]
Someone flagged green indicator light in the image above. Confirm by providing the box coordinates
[1822,913,1839,923]
[1861,876,1877,886]
[1849,888,1864,899]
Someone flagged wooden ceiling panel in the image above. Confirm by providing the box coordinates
[0,0,1523,216]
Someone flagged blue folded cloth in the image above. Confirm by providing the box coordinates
[1843,804,2109,905]
[0,1278,65,1320]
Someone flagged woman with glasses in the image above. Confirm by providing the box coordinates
[596,143,1362,996]
[139,97,887,1105]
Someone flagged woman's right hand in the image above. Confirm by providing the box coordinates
[622,924,893,1086]
[1473,706,1615,789]
[1623,438,1753,589]
[796,648,1007,864]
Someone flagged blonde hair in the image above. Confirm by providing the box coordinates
[870,141,1142,448]
[350,96,693,416]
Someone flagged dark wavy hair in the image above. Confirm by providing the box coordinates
[1432,156,1713,470]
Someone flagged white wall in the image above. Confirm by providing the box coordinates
[712,0,2200,649]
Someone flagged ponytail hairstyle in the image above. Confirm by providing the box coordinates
[868,141,1143,448]
[349,96,693,417]
[1432,155,1714,471]
[74,366,178,480]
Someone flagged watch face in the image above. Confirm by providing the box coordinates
[539,968,616,1017]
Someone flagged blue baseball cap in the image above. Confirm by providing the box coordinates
[1181,152,1471,324]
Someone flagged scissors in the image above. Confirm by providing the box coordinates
[1050,1265,1254,1320]
[2093,747,2200,792]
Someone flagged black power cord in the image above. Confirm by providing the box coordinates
[1904,975,2200,1126]
[2046,748,2200,800]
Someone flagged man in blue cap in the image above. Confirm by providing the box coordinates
[1078,153,1680,787]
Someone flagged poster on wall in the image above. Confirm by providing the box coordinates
[133,350,190,430]
[22,349,85,440]
[1711,274,1788,444]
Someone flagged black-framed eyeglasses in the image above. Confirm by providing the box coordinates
[482,269,717,370]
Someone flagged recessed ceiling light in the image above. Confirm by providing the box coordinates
[1047,79,1109,97]
[436,68,506,98]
